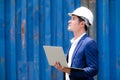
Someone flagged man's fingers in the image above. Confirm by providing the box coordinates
[54,61,63,70]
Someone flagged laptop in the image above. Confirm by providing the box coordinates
[43,45,84,71]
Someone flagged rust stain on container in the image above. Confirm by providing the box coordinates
[22,20,26,48]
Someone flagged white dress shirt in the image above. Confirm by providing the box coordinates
[65,33,86,80]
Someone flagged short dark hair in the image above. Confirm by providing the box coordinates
[77,16,88,31]
[85,25,88,31]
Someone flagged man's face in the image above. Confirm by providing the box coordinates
[68,15,81,32]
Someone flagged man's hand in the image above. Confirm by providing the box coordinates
[54,61,70,74]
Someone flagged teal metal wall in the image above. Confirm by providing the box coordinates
[97,0,120,80]
[0,0,80,80]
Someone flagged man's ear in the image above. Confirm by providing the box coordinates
[80,21,85,26]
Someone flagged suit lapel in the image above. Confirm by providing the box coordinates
[71,34,88,66]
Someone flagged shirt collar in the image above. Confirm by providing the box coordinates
[70,33,86,44]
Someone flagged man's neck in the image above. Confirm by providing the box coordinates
[74,30,86,40]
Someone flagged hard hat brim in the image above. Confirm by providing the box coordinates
[68,13,81,17]
[68,13,73,16]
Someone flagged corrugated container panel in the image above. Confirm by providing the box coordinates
[32,0,40,80]
[41,0,51,80]
[26,0,34,80]
[110,0,120,79]
[16,0,28,80]
[115,0,120,79]
[109,0,116,80]
[0,0,80,80]
[0,0,5,80]
[5,0,16,80]
[97,0,120,80]
[97,0,110,80]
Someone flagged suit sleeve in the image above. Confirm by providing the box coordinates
[69,40,98,78]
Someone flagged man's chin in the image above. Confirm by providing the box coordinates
[68,27,71,31]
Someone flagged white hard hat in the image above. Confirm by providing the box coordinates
[68,6,93,27]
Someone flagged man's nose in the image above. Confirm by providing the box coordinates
[68,20,71,24]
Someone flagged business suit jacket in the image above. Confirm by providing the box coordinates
[67,34,98,80]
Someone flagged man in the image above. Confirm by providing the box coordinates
[54,6,98,80]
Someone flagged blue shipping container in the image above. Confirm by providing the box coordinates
[97,0,120,80]
[1,0,120,80]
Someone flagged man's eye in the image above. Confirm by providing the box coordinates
[73,17,76,20]
[72,18,75,20]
